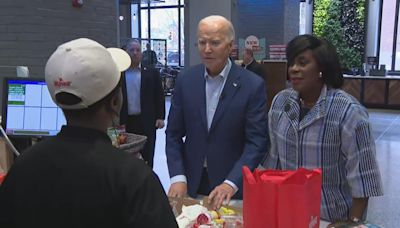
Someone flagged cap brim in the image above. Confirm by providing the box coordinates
[107,48,131,72]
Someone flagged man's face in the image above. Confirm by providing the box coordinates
[243,50,252,65]
[126,42,142,66]
[197,21,233,76]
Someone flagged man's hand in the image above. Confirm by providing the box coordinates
[168,182,187,198]
[155,119,165,129]
[208,183,235,210]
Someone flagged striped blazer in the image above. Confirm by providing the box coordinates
[263,86,383,221]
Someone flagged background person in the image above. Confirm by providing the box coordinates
[166,15,268,209]
[120,39,165,168]
[241,48,264,78]
[142,42,158,68]
[262,34,383,226]
[0,38,177,228]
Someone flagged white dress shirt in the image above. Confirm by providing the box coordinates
[125,65,141,115]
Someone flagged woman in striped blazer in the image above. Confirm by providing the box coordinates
[263,34,383,226]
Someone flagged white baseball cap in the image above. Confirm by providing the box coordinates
[45,38,131,109]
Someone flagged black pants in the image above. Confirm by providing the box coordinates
[125,114,156,168]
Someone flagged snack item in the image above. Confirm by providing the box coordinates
[218,207,236,216]
[107,125,127,147]
[210,211,219,219]
[176,204,208,228]
[117,133,127,145]
[170,197,243,228]
[176,204,242,228]
[196,213,211,225]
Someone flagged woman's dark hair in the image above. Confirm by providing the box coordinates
[56,77,123,120]
[286,34,343,88]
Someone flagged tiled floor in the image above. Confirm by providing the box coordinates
[366,109,400,227]
[153,98,400,227]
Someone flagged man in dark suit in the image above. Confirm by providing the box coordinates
[142,43,158,68]
[241,48,265,78]
[166,15,268,209]
[120,39,165,168]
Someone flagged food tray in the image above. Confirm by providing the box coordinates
[118,133,147,159]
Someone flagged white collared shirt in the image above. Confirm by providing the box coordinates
[204,59,231,129]
[125,64,141,115]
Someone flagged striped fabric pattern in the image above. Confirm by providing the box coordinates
[263,86,383,222]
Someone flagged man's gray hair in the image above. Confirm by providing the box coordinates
[125,38,141,50]
[199,15,235,42]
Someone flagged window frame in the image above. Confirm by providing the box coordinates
[377,0,400,71]
[139,0,184,66]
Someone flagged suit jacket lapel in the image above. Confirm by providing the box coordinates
[121,72,128,107]
[209,64,241,133]
[140,66,148,106]
[120,72,129,124]
[285,92,300,131]
[299,86,327,130]
[248,60,255,72]
[196,69,208,131]
[284,87,328,131]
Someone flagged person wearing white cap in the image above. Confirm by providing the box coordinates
[0,38,178,228]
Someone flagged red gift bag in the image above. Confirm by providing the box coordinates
[0,173,6,185]
[243,167,322,228]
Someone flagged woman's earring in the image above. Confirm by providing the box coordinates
[319,72,323,78]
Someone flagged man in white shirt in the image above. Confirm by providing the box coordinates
[120,39,165,168]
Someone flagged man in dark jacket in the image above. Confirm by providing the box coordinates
[142,43,158,68]
[0,38,177,228]
[242,48,265,78]
[120,39,165,168]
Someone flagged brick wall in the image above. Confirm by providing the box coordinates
[0,0,118,79]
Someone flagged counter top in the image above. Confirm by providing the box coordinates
[343,74,400,79]
[225,199,330,227]
[262,59,287,63]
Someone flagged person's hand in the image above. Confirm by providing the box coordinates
[168,182,187,198]
[208,183,235,210]
[155,119,165,129]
